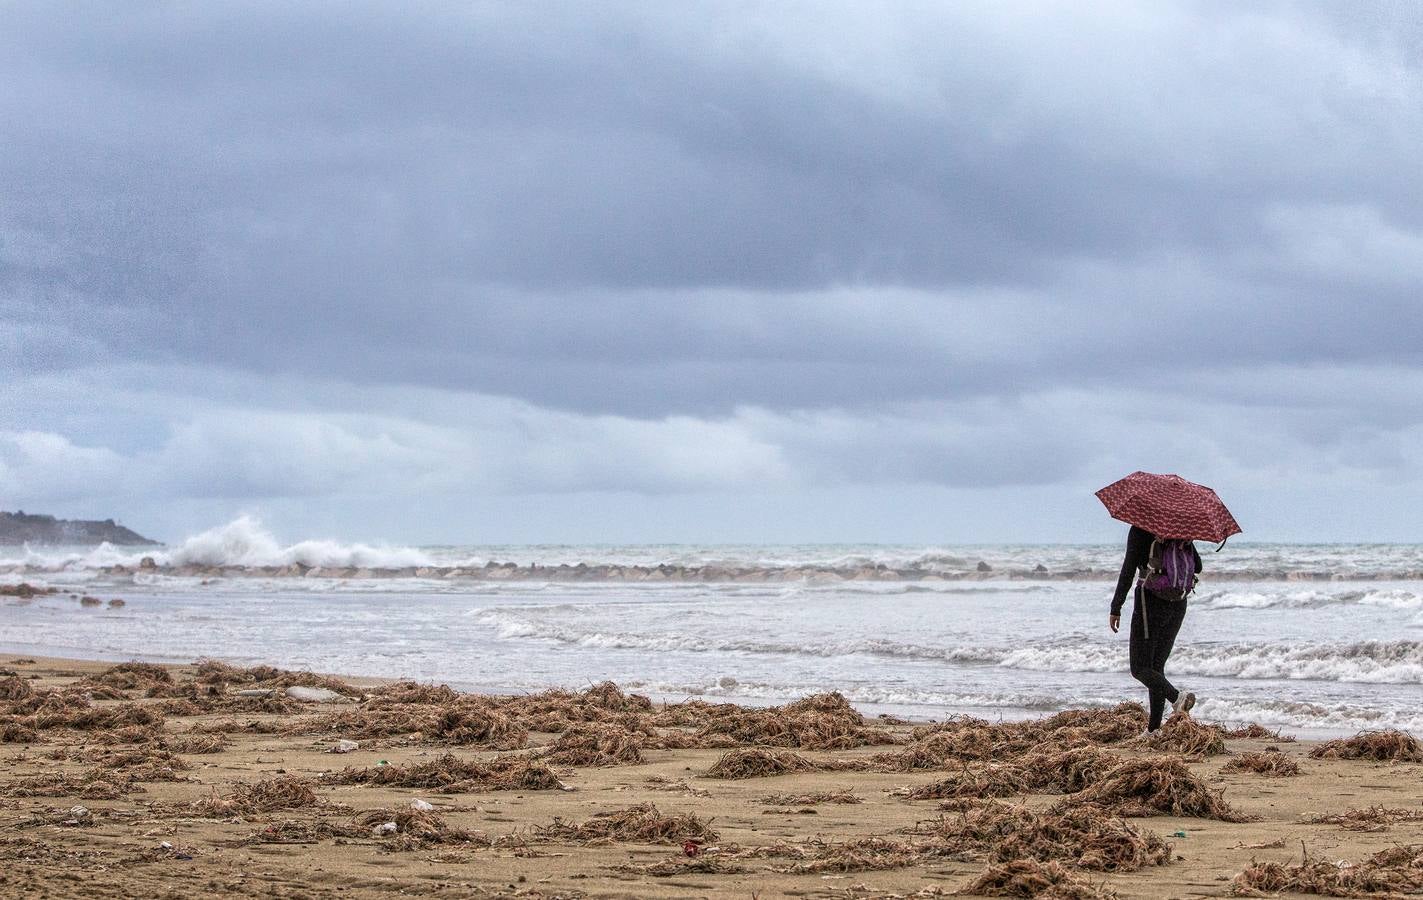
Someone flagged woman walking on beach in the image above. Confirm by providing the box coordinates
[1096,471,1240,733]
[1110,524,1201,732]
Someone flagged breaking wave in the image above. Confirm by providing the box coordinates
[471,610,1423,684]
[163,516,432,568]
[1193,587,1423,610]
[1191,696,1423,735]
[6,522,1423,582]
[0,516,432,570]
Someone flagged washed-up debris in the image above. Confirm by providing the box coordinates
[759,790,862,806]
[1222,723,1294,742]
[705,748,820,779]
[959,858,1120,899]
[1056,756,1252,821]
[1222,751,1302,777]
[322,753,564,793]
[1306,806,1423,832]
[1230,844,1423,896]
[542,723,645,767]
[1308,730,1423,763]
[1129,713,1227,757]
[531,802,717,845]
[191,775,319,817]
[913,802,1172,871]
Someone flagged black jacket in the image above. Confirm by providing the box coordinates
[1111,525,1202,616]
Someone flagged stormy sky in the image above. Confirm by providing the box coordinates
[3,2,1422,544]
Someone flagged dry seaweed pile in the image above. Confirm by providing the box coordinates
[54,745,190,774]
[1130,713,1227,756]
[542,724,644,766]
[1056,757,1251,822]
[495,683,652,733]
[191,659,363,698]
[78,662,174,696]
[610,855,747,877]
[1307,806,1423,832]
[1,675,35,702]
[285,707,429,739]
[3,768,146,800]
[1308,730,1423,763]
[902,764,1029,801]
[959,859,1120,899]
[914,802,1172,872]
[705,748,825,779]
[1223,723,1294,741]
[1017,746,1126,794]
[760,790,861,806]
[874,705,1144,772]
[289,681,662,749]
[772,836,937,874]
[363,681,462,707]
[160,733,229,754]
[689,692,899,751]
[1222,751,1302,777]
[288,701,528,748]
[722,799,1169,878]
[894,746,1125,809]
[532,802,717,845]
[1,687,166,737]
[245,818,361,845]
[192,775,318,817]
[427,705,527,749]
[323,753,564,793]
[354,807,490,851]
[1230,845,1423,896]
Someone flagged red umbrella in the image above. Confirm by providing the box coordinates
[1095,472,1242,543]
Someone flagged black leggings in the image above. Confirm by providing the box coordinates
[1129,588,1188,731]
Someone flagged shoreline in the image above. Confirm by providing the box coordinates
[3,655,1422,898]
[11,563,1423,582]
[0,648,1388,743]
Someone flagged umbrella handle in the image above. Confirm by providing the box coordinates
[1213,537,1229,553]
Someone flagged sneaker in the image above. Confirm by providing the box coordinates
[1172,692,1196,715]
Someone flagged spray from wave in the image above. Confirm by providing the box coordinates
[0,515,432,570]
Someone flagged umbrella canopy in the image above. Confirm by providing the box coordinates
[1095,471,1242,543]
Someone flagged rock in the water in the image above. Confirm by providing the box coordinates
[976,560,992,573]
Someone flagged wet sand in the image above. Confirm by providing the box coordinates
[1,656,1420,899]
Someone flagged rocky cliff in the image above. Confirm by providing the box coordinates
[0,510,159,546]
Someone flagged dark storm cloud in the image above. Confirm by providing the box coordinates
[4,0,1423,545]
[4,1,1422,419]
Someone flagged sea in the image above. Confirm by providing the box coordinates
[3,517,1420,738]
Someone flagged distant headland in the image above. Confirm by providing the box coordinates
[0,510,159,546]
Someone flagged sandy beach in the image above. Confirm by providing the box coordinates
[1,656,1420,899]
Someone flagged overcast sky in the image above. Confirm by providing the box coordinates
[3,1,1422,545]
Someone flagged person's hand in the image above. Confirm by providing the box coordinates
[1109,614,1120,633]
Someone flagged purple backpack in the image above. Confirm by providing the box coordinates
[1141,538,1196,601]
